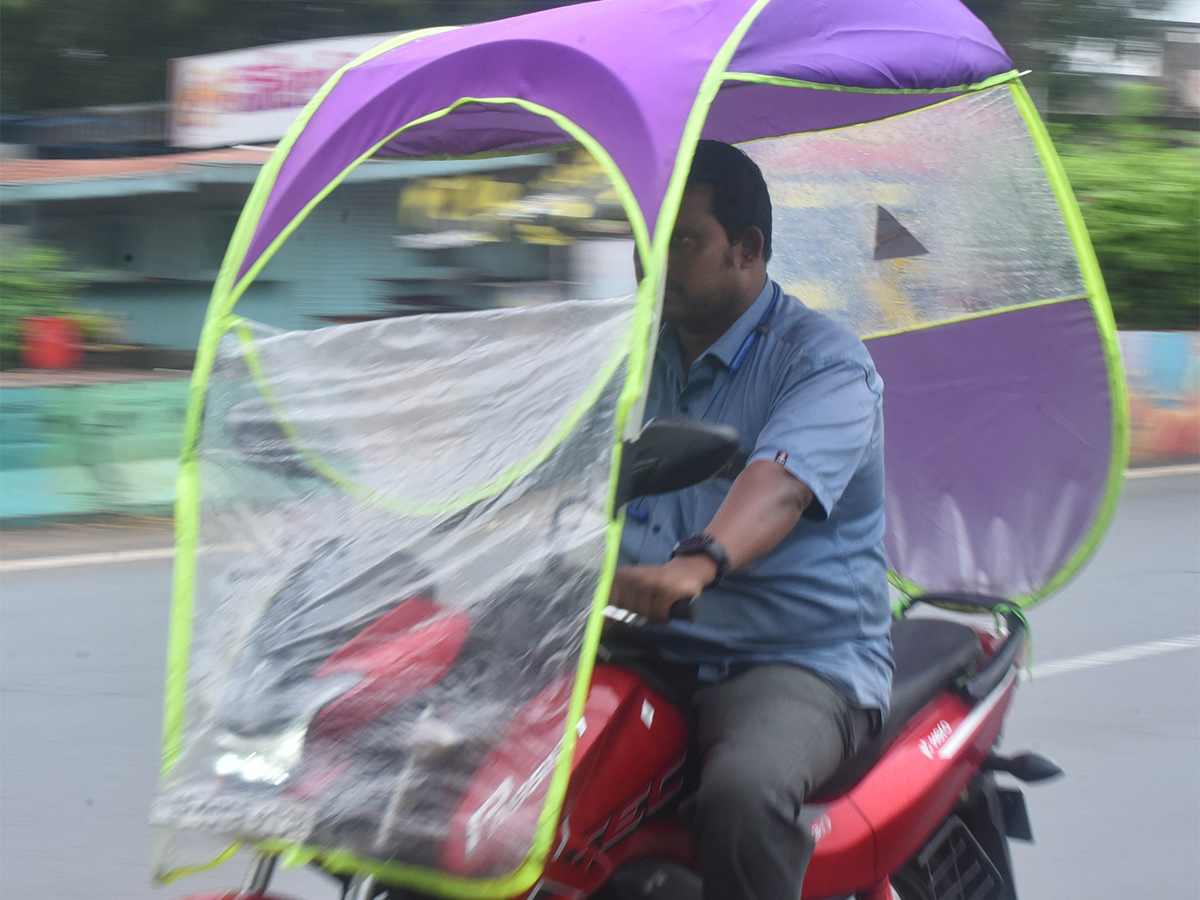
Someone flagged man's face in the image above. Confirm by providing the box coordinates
[660,184,744,332]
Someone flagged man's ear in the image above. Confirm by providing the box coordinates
[735,227,765,267]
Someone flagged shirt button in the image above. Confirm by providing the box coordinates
[680,404,690,414]
[652,525,661,533]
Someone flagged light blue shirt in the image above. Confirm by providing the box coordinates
[620,280,894,711]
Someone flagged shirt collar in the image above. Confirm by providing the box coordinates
[698,278,776,370]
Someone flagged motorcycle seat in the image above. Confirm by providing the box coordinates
[810,616,982,799]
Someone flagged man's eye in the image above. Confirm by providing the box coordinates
[670,234,697,251]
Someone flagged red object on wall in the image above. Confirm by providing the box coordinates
[21,317,81,369]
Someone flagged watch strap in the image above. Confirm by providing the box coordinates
[670,532,730,586]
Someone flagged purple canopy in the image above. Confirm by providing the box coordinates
[203,0,1124,608]
[239,0,1012,279]
[165,1,1124,887]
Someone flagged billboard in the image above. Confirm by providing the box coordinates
[169,33,400,149]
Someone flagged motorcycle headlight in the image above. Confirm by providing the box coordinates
[215,725,308,786]
[213,671,364,785]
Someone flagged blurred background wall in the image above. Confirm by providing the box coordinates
[0,0,1196,524]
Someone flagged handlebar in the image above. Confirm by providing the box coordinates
[668,595,699,622]
[602,593,699,626]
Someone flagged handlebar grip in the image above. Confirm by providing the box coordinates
[669,595,699,622]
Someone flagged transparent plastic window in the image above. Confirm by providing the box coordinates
[152,295,633,879]
[747,86,1083,337]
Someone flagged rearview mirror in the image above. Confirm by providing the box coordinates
[615,418,740,508]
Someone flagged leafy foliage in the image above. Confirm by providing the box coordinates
[1054,124,1200,331]
[0,242,113,368]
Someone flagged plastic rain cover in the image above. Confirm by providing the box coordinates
[744,86,1124,601]
[151,0,1126,895]
[150,296,634,883]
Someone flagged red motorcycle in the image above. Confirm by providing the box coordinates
[172,419,1060,900]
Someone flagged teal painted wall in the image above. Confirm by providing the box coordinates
[2,331,1195,524]
[26,159,555,352]
[0,380,189,522]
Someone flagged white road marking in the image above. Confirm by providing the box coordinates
[0,546,176,573]
[1027,633,1200,680]
[1126,463,1200,479]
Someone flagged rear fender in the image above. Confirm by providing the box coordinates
[843,673,1017,883]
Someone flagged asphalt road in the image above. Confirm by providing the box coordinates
[1,470,1197,900]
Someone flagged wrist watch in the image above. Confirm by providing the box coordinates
[670,532,731,587]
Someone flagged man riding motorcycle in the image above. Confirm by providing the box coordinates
[609,140,893,900]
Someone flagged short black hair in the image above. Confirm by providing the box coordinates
[686,139,773,262]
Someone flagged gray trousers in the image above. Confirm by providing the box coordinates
[688,665,872,900]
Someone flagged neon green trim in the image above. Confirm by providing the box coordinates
[624,0,776,416]
[164,95,650,895]
[156,842,243,884]
[158,497,632,899]
[220,98,650,323]
[1005,80,1128,607]
[346,26,461,67]
[862,294,1087,342]
[722,69,1021,95]
[159,320,637,896]
[162,25,455,774]
[210,27,458,329]
[231,316,629,517]
[731,84,1011,146]
[650,0,774,269]
[887,84,1129,610]
[888,570,924,610]
[167,81,650,763]
[162,314,242,772]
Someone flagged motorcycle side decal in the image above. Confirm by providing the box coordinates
[465,746,562,858]
[918,719,954,759]
[640,700,655,730]
[562,750,687,869]
[809,813,833,844]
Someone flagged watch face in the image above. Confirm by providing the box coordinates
[674,534,711,555]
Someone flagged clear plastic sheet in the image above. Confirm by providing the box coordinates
[151,296,633,879]
[743,87,1111,604]
[747,87,1084,336]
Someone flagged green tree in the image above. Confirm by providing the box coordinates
[0,242,119,368]
[1055,124,1200,330]
[0,243,82,367]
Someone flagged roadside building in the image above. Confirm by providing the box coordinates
[0,149,628,362]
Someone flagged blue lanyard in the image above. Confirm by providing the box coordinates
[627,282,781,523]
[699,281,781,420]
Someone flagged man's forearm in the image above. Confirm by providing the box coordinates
[704,459,812,572]
[609,460,812,623]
